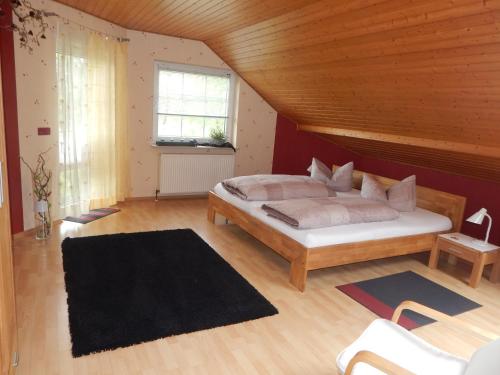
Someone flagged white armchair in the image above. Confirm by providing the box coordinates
[337,300,500,375]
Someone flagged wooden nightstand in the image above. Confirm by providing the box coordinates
[429,232,500,288]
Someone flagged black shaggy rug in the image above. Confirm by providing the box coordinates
[62,229,278,357]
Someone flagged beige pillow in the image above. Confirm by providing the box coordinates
[360,174,388,203]
[328,161,353,192]
[388,175,416,212]
[307,158,332,183]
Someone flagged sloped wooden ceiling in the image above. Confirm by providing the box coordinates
[55,0,500,182]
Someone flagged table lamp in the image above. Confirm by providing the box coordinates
[466,208,492,246]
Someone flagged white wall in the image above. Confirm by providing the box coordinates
[14,0,277,229]
[127,30,277,197]
[14,0,127,229]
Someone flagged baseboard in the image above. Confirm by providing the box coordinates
[13,219,63,240]
[125,193,208,201]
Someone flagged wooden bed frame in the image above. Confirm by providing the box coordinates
[207,168,466,291]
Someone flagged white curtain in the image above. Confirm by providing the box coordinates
[57,23,129,218]
[57,24,90,217]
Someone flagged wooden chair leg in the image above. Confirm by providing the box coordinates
[470,254,486,288]
[289,254,308,292]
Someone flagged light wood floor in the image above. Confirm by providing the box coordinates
[12,199,500,375]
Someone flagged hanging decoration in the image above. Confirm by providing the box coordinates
[0,0,56,53]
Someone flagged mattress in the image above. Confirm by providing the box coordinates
[213,183,452,248]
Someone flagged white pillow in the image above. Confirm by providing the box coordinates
[361,174,388,203]
[327,162,353,192]
[388,175,416,212]
[307,158,332,183]
[361,174,417,212]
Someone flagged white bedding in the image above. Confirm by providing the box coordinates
[213,183,452,248]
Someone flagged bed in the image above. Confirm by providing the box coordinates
[207,167,466,291]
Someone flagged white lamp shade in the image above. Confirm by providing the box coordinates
[466,208,487,225]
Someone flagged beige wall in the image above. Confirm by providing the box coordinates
[14,0,276,229]
[14,0,127,229]
[127,30,277,197]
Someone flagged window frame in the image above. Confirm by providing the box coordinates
[153,61,236,144]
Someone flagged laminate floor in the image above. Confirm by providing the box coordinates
[13,199,500,374]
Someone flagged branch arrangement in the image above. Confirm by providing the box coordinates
[21,148,52,202]
[21,148,52,232]
[0,0,56,53]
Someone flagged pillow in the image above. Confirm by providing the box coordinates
[327,161,353,192]
[307,158,332,183]
[388,175,416,212]
[360,174,388,203]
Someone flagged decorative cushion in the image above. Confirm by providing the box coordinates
[360,174,388,203]
[388,175,416,212]
[464,339,500,375]
[307,158,332,183]
[336,319,468,375]
[328,162,354,192]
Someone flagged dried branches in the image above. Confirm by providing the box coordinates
[21,148,53,236]
[20,147,52,202]
[0,0,56,53]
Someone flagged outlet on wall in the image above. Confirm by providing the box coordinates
[38,127,51,136]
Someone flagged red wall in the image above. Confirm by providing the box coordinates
[272,114,500,245]
[272,114,361,175]
[0,4,24,234]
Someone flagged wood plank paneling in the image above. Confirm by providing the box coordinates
[323,134,500,183]
[53,0,500,182]
[54,0,314,40]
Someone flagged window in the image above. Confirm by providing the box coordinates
[153,61,236,143]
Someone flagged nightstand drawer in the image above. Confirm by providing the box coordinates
[442,244,476,262]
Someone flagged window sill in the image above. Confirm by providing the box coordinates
[151,144,235,155]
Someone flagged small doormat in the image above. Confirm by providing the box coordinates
[63,208,120,224]
[62,229,278,357]
[336,271,481,329]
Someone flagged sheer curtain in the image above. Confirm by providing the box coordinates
[57,24,90,217]
[57,23,129,218]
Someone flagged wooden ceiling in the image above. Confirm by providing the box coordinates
[55,0,500,182]
[53,0,314,40]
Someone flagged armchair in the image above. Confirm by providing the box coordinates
[337,301,500,375]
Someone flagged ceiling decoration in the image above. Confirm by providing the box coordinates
[54,0,500,182]
[0,0,56,52]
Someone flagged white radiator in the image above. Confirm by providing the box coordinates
[159,154,235,195]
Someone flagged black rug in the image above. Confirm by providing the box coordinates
[62,229,278,357]
[336,271,481,329]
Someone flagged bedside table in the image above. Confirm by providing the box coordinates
[429,232,500,288]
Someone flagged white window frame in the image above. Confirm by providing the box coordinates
[153,61,236,144]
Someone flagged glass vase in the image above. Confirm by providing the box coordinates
[35,200,51,240]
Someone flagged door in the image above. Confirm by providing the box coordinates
[0,63,18,374]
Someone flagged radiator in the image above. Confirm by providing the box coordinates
[159,154,235,195]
